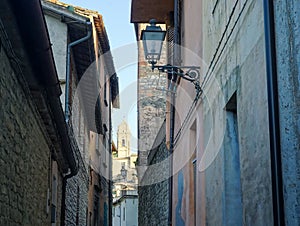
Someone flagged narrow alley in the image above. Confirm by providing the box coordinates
[0,0,299,226]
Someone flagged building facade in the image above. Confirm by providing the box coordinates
[0,0,120,225]
[42,1,119,226]
[112,121,138,226]
[42,3,89,225]
[112,191,138,226]
[273,0,300,224]
[0,0,78,225]
[131,0,300,225]
[112,121,137,200]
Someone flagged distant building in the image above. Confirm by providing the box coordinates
[112,121,138,226]
[112,121,137,200]
[112,190,138,226]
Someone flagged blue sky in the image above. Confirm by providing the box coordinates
[62,0,138,150]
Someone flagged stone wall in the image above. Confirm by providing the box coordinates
[137,24,167,177]
[0,37,51,225]
[65,158,89,226]
[138,127,170,226]
[64,55,89,226]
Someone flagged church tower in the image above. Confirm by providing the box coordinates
[117,120,131,158]
[113,120,137,200]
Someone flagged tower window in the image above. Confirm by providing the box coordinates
[122,139,125,147]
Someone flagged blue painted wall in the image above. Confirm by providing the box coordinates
[275,1,300,225]
[175,170,185,226]
[222,111,243,225]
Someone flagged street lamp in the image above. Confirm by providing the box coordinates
[141,19,166,67]
[141,19,202,95]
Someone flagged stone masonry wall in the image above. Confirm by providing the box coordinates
[137,24,167,178]
[138,134,170,226]
[137,23,169,226]
[0,39,51,225]
[64,59,89,226]
[65,159,89,226]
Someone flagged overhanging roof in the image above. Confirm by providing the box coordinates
[1,0,79,174]
[43,0,120,134]
[43,1,119,108]
[131,0,173,23]
[94,15,120,108]
[43,2,102,134]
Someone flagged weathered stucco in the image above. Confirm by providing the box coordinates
[203,1,273,225]
[274,0,300,225]
[173,0,274,225]
[45,14,68,110]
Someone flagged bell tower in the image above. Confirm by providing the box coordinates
[117,120,131,158]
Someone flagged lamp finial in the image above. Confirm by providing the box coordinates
[149,19,157,26]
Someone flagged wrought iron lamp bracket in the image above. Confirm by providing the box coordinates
[151,63,203,99]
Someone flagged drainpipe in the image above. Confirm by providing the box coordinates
[168,71,178,226]
[108,82,113,226]
[61,22,92,226]
[174,0,180,65]
[170,85,177,226]
[65,22,92,123]
[263,0,285,225]
[168,0,180,225]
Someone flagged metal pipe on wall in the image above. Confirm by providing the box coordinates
[168,74,177,226]
[61,21,92,226]
[263,0,285,225]
[65,22,92,123]
[173,0,181,66]
[168,1,181,224]
[108,77,113,226]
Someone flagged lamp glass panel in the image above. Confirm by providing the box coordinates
[142,31,165,61]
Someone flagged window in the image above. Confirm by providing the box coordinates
[122,139,125,147]
[86,208,88,226]
[95,134,99,150]
[103,135,107,165]
[93,193,100,226]
[123,207,125,221]
[104,73,108,107]
[51,175,57,224]
[193,159,197,226]
[76,186,80,225]
[190,120,197,226]
[223,92,242,225]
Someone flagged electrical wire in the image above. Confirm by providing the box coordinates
[173,0,249,146]
[202,0,249,91]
